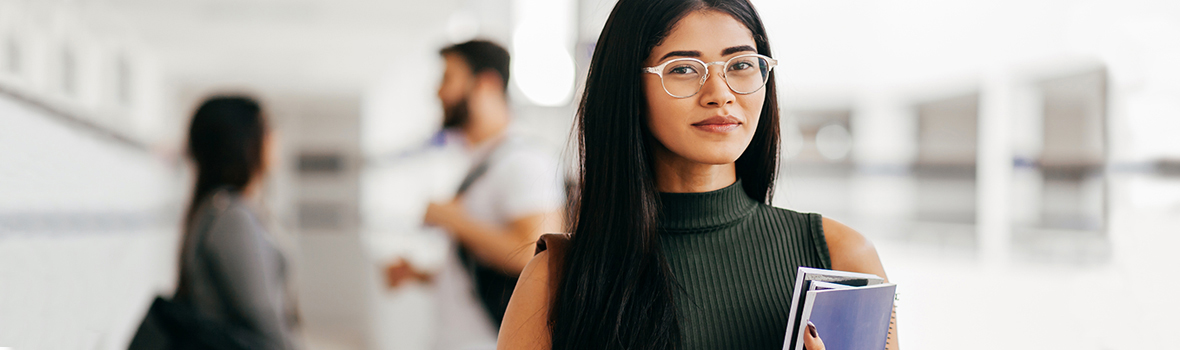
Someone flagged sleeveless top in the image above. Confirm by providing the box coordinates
[535,180,830,349]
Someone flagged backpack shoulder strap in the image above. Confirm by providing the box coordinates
[455,138,509,196]
[534,233,572,297]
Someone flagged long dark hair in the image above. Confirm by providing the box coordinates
[553,0,780,349]
[182,96,268,238]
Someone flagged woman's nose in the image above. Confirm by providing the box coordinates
[698,68,735,106]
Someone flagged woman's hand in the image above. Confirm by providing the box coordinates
[803,321,825,350]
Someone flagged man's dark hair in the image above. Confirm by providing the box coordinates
[440,40,511,91]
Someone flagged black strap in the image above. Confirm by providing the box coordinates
[456,146,497,196]
[452,141,519,328]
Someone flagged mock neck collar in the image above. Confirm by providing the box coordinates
[658,179,759,233]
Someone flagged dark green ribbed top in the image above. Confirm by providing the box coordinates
[659,180,830,350]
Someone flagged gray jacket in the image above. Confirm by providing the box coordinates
[176,189,299,349]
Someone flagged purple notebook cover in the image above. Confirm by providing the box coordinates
[806,284,896,350]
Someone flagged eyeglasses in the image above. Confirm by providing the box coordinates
[643,53,778,99]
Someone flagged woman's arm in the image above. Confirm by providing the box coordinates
[822,217,898,350]
[498,251,554,350]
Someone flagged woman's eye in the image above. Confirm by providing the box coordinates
[668,65,699,75]
[730,61,753,71]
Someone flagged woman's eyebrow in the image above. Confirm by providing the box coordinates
[721,45,757,56]
[659,50,701,61]
[657,45,755,62]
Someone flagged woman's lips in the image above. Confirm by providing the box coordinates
[692,116,742,133]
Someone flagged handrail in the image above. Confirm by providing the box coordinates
[0,83,149,152]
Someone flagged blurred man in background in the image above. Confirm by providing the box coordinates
[384,40,565,350]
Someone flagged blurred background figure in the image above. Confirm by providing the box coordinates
[380,40,564,350]
[129,96,301,349]
[176,96,300,349]
[1,0,1179,349]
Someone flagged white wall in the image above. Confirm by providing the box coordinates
[0,94,182,350]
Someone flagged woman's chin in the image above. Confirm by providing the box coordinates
[658,139,749,166]
[681,152,743,166]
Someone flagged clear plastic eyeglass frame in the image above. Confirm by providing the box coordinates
[642,53,778,99]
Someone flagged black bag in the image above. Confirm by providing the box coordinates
[453,142,519,328]
[128,192,279,350]
[127,296,273,350]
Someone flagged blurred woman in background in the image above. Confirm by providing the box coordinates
[174,96,300,349]
[499,0,894,349]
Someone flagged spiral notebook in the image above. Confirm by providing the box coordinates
[783,267,896,350]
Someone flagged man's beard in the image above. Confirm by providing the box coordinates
[442,95,470,129]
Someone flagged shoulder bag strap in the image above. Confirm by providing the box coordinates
[455,139,507,196]
[534,233,572,298]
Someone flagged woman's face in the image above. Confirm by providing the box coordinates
[644,10,765,166]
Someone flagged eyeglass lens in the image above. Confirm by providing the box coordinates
[660,56,771,97]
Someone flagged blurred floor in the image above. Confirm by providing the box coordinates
[852,174,1179,350]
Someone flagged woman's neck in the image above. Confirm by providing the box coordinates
[240,177,264,202]
[653,146,737,193]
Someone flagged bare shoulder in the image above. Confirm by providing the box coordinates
[498,251,553,350]
[821,217,888,281]
[821,218,900,349]
[821,217,868,251]
[518,250,552,290]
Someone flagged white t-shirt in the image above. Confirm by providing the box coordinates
[433,135,565,350]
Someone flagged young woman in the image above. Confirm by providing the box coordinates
[499,0,897,349]
[174,96,300,349]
